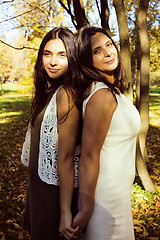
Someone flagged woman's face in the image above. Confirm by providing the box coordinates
[43,38,68,79]
[91,32,118,81]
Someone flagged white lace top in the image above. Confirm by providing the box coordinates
[21,88,80,187]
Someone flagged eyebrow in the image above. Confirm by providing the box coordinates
[59,51,66,54]
[92,39,112,50]
[43,49,51,53]
[43,49,66,54]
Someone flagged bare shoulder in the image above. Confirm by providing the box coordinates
[87,88,117,112]
[82,88,117,155]
[57,87,75,107]
[56,87,78,121]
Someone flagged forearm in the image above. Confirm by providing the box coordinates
[72,155,100,229]
[58,157,75,213]
[78,155,100,213]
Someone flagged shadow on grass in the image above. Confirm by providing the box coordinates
[149,87,160,94]
[0,95,31,123]
[1,89,18,94]
[0,93,160,240]
[149,94,160,108]
[0,94,31,166]
[0,94,32,240]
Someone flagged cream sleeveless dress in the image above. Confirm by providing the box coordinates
[82,82,141,240]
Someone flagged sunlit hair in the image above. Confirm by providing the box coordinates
[31,27,79,123]
[76,26,127,101]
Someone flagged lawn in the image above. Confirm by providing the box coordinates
[0,83,160,240]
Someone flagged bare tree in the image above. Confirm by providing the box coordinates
[73,0,89,29]
[136,0,155,192]
[113,0,133,101]
[100,0,110,32]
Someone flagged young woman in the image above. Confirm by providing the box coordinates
[72,26,141,240]
[21,27,80,240]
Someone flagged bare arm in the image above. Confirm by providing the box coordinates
[57,88,79,239]
[73,88,117,230]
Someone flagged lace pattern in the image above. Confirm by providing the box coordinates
[21,123,31,167]
[73,145,80,187]
[38,91,59,185]
[21,88,80,187]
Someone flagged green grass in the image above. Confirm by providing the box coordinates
[0,94,31,164]
[149,92,160,128]
[149,87,160,94]
[0,82,33,95]
[0,95,31,126]
[0,83,32,126]
[0,82,20,94]
[132,86,160,128]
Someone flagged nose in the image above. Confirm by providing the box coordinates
[50,55,58,66]
[103,48,110,57]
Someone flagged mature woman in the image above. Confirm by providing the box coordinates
[72,26,141,240]
[21,27,80,240]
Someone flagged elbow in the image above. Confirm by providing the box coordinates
[79,151,100,168]
[58,154,75,168]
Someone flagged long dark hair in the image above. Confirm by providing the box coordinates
[76,26,127,102]
[31,27,79,123]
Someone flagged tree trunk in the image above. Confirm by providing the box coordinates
[136,0,155,192]
[136,138,155,192]
[73,0,89,29]
[135,19,141,112]
[137,0,150,155]
[113,0,133,101]
[100,0,110,32]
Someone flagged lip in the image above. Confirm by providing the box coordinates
[48,68,59,73]
[104,59,115,64]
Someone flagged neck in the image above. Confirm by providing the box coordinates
[103,73,115,84]
[99,70,115,84]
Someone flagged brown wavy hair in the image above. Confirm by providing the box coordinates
[75,26,127,104]
[30,27,80,124]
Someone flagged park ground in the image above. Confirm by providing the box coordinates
[0,83,160,240]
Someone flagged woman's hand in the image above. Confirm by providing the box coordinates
[72,192,94,231]
[72,209,91,231]
[59,211,79,239]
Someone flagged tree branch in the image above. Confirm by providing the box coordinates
[100,0,110,31]
[58,0,77,28]
[0,0,50,24]
[58,0,75,19]
[128,16,139,28]
[95,0,101,18]
[0,0,14,5]
[72,0,89,29]
[25,1,46,14]
[0,39,38,50]
[67,0,77,27]
[0,10,33,24]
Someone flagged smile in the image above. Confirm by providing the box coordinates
[48,68,59,73]
[104,59,115,64]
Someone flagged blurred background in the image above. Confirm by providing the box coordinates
[0,0,160,239]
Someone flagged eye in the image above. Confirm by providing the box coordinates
[106,41,113,47]
[43,51,50,56]
[60,52,67,57]
[93,48,101,55]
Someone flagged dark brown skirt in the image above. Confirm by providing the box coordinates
[24,181,78,240]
